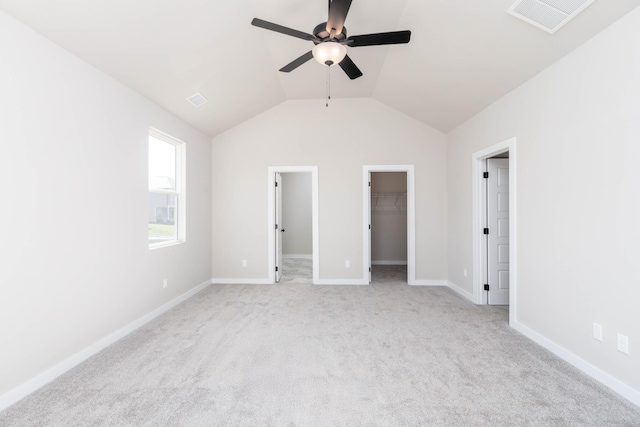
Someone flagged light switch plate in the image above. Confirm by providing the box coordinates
[593,323,603,342]
[617,334,629,354]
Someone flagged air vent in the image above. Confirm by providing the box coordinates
[508,0,597,34]
[187,92,208,107]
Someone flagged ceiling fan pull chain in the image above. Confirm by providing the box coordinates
[326,65,331,107]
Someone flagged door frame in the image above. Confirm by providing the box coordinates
[363,165,416,285]
[472,138,517,323]
[267,166,319,284]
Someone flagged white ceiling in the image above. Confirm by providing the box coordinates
[1,0,639,137]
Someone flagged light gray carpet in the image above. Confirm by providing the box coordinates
[371,264,407,283]
[280,257,313,284]
[2,270,640,426]
[280,261,408,285]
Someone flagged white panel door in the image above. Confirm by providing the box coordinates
[275,172,283,283]
[368,172,372,283]
[487,159,509,305]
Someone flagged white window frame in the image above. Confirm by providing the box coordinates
[148,128,186,249]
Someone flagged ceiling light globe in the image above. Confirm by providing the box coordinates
[312,42,347,66]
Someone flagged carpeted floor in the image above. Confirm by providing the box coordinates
[1,267,639,426]
[280,259,408,285]
[280,257,313,284]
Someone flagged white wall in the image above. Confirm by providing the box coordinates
[282,173,312,256]
[371,172,407,264]
[0,11,212,401]
[447,7,640,399]
[211,98,447,282]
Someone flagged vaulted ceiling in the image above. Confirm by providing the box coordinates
[1,0,639,137]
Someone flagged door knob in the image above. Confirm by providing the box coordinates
[281,229,285,232]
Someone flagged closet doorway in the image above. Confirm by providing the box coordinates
[371,172,408,283]
[362,165,416,285]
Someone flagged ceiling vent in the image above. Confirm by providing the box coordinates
[187,92,208,107]
[508,0,597,34]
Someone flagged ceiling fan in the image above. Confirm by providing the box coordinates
[251,0,411,80]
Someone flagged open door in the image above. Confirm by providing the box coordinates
[486,158,509,304]
[275,172,283,283]
[367,171,372,283]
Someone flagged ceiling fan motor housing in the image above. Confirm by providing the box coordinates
[313,22,347,42]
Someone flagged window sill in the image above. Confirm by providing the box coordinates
[149,240,184,250]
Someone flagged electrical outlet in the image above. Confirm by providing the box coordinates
[242,260,247,267]
[346,260,351,268]
[463,268,468,277]
[592,323,603,342]
[617,334,629,354]
[162,278,168,289]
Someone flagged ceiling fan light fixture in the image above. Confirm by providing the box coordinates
[312,42,347,66]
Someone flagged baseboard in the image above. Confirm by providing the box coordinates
[211,278,272,285]
[512,320,640,408]
[0,278,212,412]
[314,279,369,285]
[446,281,476,303]
[410,279,447,286]
[282,254,312,259]
[212,277,369,286]
[372,260,407,265]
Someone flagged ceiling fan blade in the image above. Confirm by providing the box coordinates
[347,30,411,47]
[251,18,317,41]
[326,0,352,36]
[279,51,314,72]
[339,54,362,80]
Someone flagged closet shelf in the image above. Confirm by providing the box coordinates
[371,192,407,212]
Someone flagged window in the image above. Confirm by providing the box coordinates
[148,129,185,247]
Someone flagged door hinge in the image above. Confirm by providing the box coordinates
[483,172,489,179]
[275,266,278,272]
[369,267,371,272]
[369,181,371,187]
[275,224,278,230]
[484,284,490,291]
[275,181,278,187]
[369,224,371,230]
[483,228,489,235]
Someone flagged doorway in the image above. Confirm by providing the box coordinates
[370,172,408,283]
[280,172,313,283]
[268,167,319,285]
[363,165,416,285]
[472,139,517,322]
